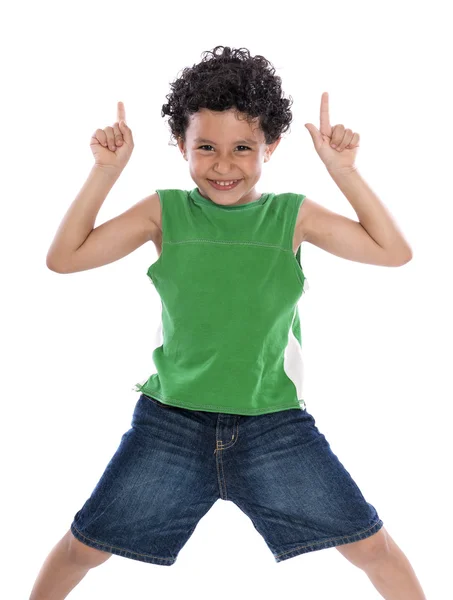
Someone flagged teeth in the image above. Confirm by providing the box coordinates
[214,180,237,186]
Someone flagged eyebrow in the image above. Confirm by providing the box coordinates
[194,137,257,145]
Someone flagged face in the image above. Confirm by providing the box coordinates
[177,108,281,206]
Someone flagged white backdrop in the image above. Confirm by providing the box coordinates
[2,0,451,598]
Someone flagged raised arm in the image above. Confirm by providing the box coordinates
[46,102,159,273]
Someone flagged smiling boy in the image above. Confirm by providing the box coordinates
[32,46,425,600]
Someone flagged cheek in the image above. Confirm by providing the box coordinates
[249,157,263,172]
[189,156,205,170]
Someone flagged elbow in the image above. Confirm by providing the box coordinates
[400,245,413,265]
[46,255,68,273]
[388,247,413,267]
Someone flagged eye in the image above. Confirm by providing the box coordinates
[197,145,251,151]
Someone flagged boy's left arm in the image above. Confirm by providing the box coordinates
[302,92,413,267]
[298,167,413,267]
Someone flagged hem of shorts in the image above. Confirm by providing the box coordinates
[70,522,176,566]
[135,386,305,415]
[272,518,384,563]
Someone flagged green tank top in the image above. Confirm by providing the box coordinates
[133,187,309,415]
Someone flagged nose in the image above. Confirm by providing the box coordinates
[213,159,237,174]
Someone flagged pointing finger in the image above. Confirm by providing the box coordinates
[117,101,126,124]
[320,92,331,137]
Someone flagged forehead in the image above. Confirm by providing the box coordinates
[186,108,264,143]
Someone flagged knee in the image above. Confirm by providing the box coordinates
[66,530,113,568]
[336,527,391,570]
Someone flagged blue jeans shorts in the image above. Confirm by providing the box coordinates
[70,394,383,566]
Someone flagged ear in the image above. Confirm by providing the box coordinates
[177,136,187,160]
[264,137,281,162]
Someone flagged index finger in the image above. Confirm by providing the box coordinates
[319,92,331,135]
[117,101,126,124]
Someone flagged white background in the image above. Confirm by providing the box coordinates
[2,0,451,598]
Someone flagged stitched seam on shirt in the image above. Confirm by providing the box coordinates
[140,391,304,414]
[162,240,295,254]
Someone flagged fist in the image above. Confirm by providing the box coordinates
[90,101,134,172]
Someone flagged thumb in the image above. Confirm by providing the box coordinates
[118,120,132,143]
[305,123,322,145]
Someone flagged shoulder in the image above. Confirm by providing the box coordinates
[144,189,190,233]
[146,191,162,230]
[133,192,162,241]
[295,196,325,242]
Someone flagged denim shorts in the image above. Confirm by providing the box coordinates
[70,393,383,566]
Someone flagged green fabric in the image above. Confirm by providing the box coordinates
[133,187,308,415]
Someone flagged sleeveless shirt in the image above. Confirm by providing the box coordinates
[132,187,309,415]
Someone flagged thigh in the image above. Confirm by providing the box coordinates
[226,407,383,563]
[71,394,220,566]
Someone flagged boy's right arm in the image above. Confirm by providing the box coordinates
[46,165,160,274]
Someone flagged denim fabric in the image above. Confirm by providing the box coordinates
[70,393,383,566]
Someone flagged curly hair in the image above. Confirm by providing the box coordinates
[161,46,293,146]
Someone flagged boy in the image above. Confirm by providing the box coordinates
[31,46,425,600]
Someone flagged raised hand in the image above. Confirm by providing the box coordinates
[305,92,360,174]
[90,101,134,172]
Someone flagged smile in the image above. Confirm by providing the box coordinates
[208,179,241,190]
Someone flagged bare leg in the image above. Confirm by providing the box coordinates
[29,530,112,600]
[363,540,427,600]
[337,527,426,599]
